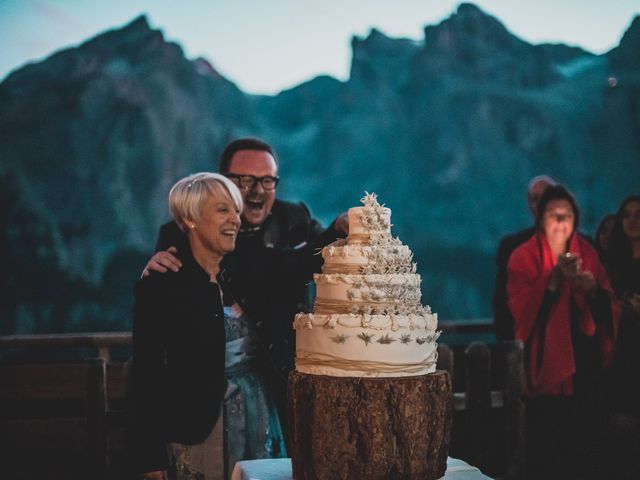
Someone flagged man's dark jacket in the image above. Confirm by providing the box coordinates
[493,227,536,342]
[154,199,341,379]
[130,245,226,473]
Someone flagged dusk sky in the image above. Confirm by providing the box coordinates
[1,0,638,95]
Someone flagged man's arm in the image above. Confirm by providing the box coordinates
[287,203,347,280]
[313,212,348,246]
[142,221,187,277]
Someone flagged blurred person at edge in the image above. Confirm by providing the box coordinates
[142,138,348,440]
[608,195,640,302]
[129,173,286,480]
[507,185,620,480]
[492,175,557,342]
[607,194,640,469]
[594,213,616,267]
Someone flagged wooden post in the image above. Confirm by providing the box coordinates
[288,370,452,480]
[502,341,526,480]
[86,357,107,479]
[464,341,492,470]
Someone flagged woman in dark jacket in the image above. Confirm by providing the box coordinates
[608,194,640,301]
[129,172,244,479]
[607,195,640,476]
[595,213,616,267]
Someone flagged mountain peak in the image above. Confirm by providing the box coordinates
[608,15,640,68]
[424,2,526,55]
[362,28,391,43]
[456,3,487,17]
[121,14,151,33]
[1,15,172,87]
[352,27,417,53]
[193,57,221,78]
[80,14,168,57]
[416,3,577,86]
[349,29,420,87]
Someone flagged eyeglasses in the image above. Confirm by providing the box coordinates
[225,174,279,191]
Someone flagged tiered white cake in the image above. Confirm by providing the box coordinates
[294,193,440,377]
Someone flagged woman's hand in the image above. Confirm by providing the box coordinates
[571,270,596,293]
[142,470,167,480]
[141,246,182,277]
[555,253,596,294]
[548,253,579,292]
[622,291,640,316]
[556,252,580,279]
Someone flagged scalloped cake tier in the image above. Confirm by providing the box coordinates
[294,312,439,377]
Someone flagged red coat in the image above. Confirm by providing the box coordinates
[507,231,619,397]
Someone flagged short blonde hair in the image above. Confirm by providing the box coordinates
[168,172,243,232]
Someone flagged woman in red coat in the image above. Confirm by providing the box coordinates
[507,185,619,479]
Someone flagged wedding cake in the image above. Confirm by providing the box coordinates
[293,193,440,377]
[288,193,451,480]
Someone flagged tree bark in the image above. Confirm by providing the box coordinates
[288,370,452,480]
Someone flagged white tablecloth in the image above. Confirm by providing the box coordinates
[231,457,492,480]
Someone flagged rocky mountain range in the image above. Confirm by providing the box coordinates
[1,3,638,334]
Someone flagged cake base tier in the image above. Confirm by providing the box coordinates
[287,370,452,480]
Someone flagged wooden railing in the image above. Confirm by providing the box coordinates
[0,318,496,360]
[437,341,526,479]
[0,320,524,479]
[0,332,131,361]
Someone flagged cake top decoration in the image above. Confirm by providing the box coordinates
[359,192,391,232]
[361,191,382,208]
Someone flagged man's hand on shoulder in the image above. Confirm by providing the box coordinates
[141,246,182,278]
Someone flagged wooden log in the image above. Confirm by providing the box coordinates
[288,370,452,480]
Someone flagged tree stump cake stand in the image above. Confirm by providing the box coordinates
[288,370,452,480]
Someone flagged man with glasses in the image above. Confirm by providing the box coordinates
[143,137,347,424]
